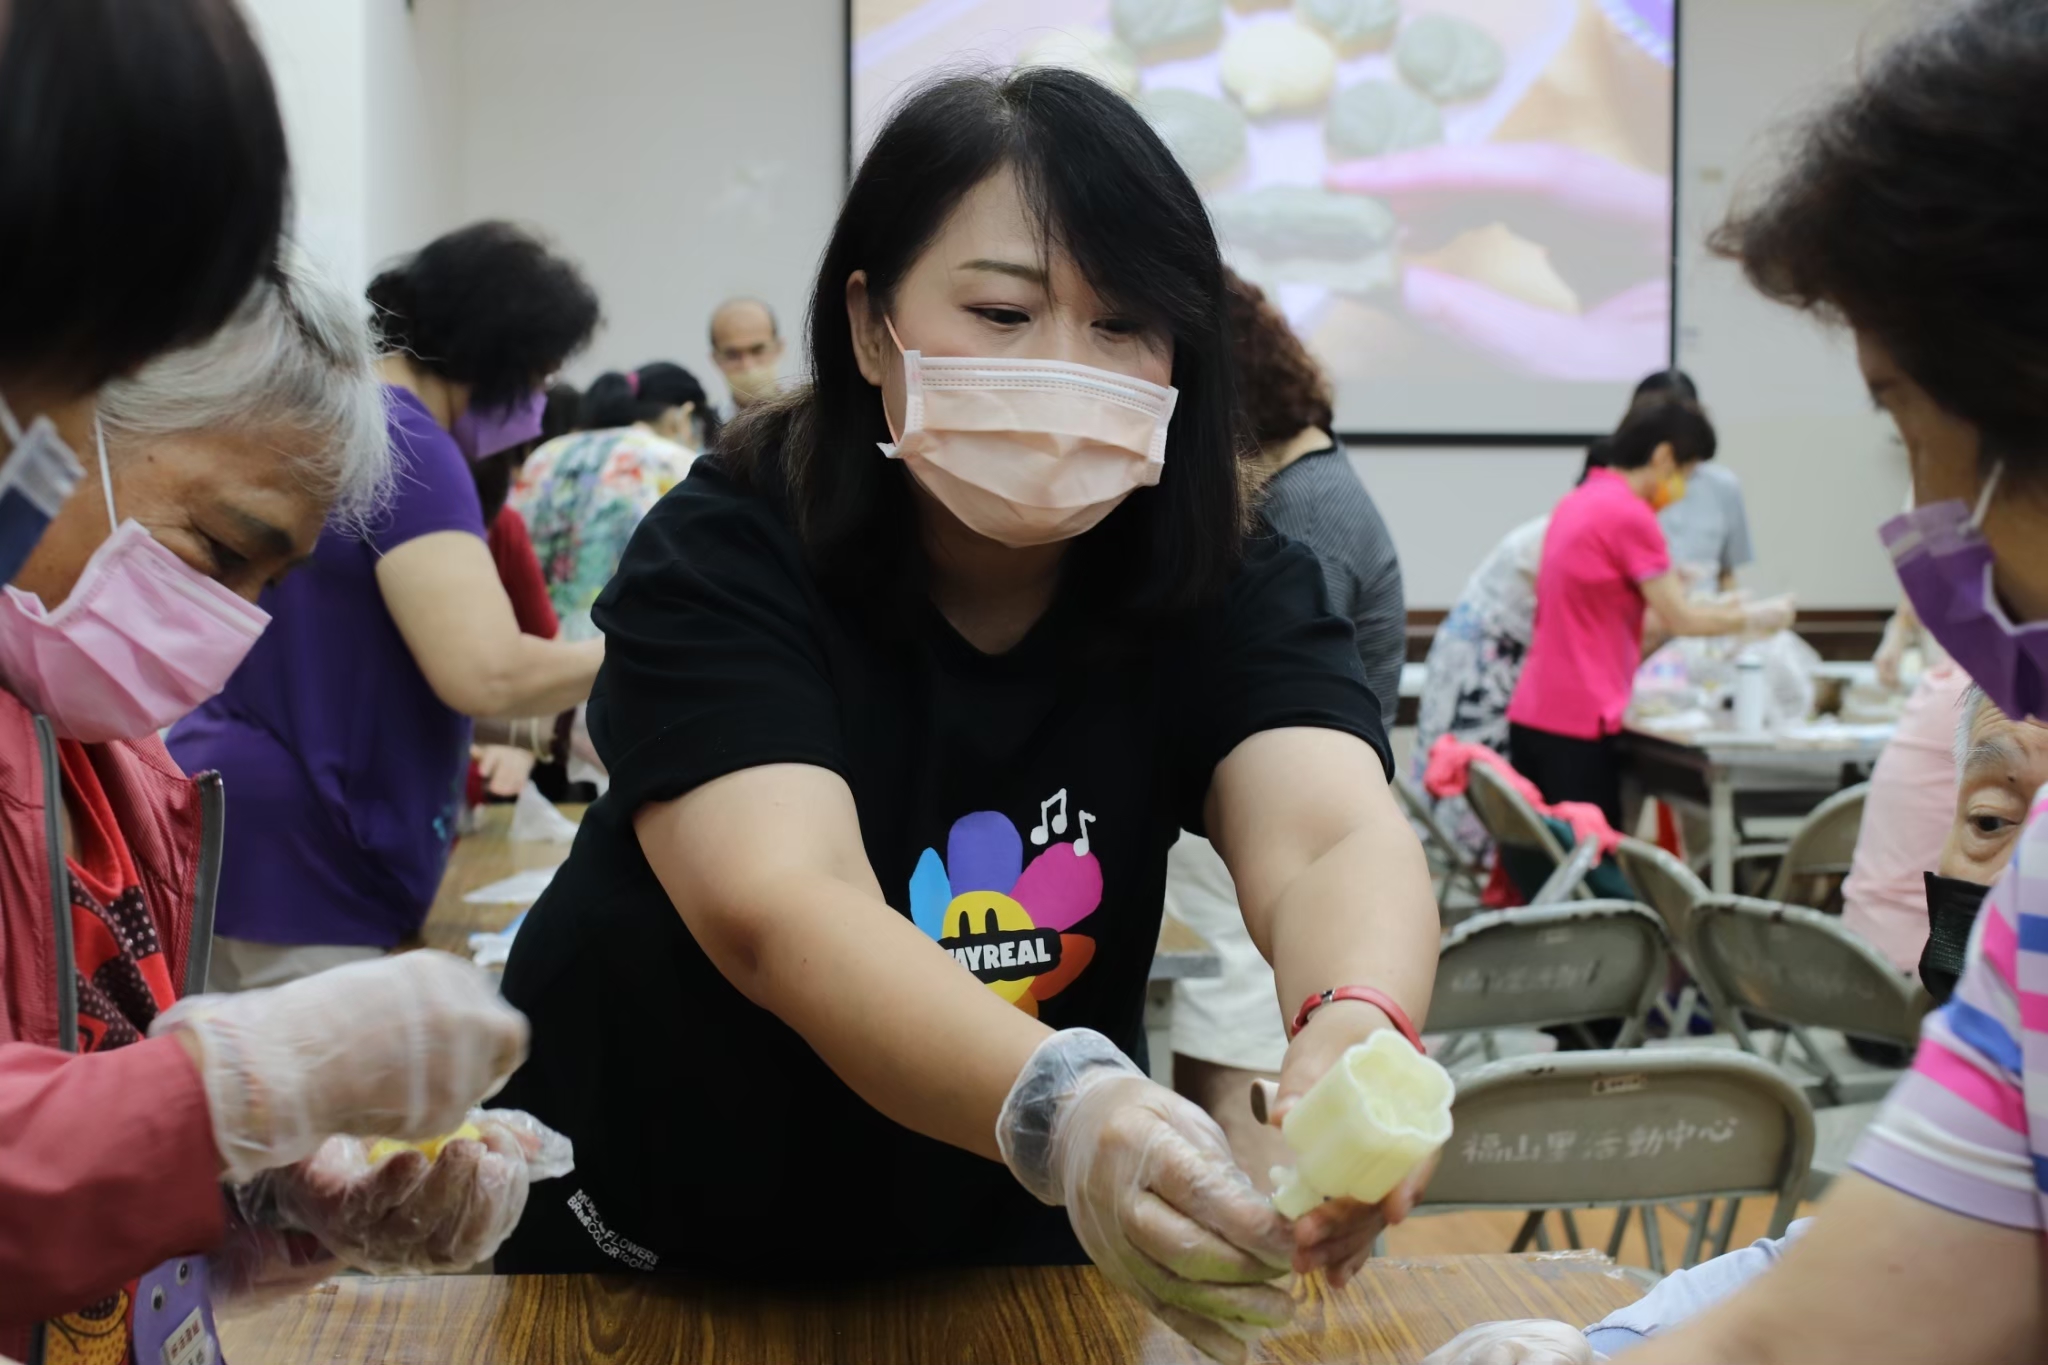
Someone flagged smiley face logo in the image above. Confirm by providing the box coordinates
[909,807,1102,1016]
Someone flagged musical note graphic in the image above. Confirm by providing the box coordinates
[1029,789,1068,846]
[1073,810,1095,858]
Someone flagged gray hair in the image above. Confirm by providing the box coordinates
[1955,682,1995,768]
[98,244,390,530]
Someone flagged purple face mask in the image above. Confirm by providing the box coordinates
[450,390,545,462]
[1880,462,2048,721]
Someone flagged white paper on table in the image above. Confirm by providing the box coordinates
[469,909,531,969]
[509,781,580,843]
[462,865,562,906]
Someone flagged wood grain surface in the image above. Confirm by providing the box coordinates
[220,1257,1641,1364]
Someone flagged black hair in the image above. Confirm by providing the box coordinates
[1711,0,2048,474]
[718,68,1250,616]
[0,0,290,393]
[541,382,582,444]
[367,221,601,410]
[473,448,521,527]
[1632,369,1698,403]
[579,362,719,446]
[1583,392,1717,479]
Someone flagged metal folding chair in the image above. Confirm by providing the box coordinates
[1416,1048,1815,1274]
[1428,900,1671,1067]
[1466,761,1599,903]
[1612,838,1716,1031]
[1395,774,1487,916]
[1686,894,1924,1106]
[1734,783,1869,910]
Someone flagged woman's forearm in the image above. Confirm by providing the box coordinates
[1263,818,1439,1030]
[468,637,603,720]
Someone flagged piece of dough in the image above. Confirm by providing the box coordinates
[367,1121,484,1165]
[1326,79,1443,159]
[1111,0,1225,61]
[1230,0,1290,11]
[1297,0,1401,56]
[1210,187,1399,294]
[1395,13,1505,103]
[1016,29,1142,98]
[1220,19,1338,118]
[1412,222,1581,314]
[1140,88,1248,187]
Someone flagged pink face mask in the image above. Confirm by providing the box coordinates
[877,321,1178,548]
[0,417,270,741]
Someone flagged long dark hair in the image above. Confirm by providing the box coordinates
[0,0,290,393]
[580,362,719,446]
[719,68,1251,616]
[1710,0,2048,474]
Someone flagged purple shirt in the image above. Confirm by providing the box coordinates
[169,386,486,947]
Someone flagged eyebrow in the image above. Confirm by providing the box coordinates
[957,258,1048,286]
[1962,733,2026,781]
[221,504,300,562]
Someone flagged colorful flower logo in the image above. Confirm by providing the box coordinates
[909,809,1100,1017]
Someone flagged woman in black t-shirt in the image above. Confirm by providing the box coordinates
[494,68,1439,1360]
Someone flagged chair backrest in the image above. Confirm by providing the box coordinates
[1395,774,1483,897]
[1466,760,1576,858]
[1768,783,1869,907]
[1419,1047,1815,1239]
[1687,895,1923,1046]
[1428,900,1671,1045]
[1612,838,1710,950]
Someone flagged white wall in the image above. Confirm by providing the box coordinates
[272,0,1913,604]
[451,0,844,394]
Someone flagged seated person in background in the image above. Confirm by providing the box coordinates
[170,222,607,991]
[1839,660,1975,974]
[1168,269,1405,1189]
[1645,370,1755,593]
[474,432,562,801]
[1420,688,2048,1364]
[708,296,784,414]
[509,361,709,641]
[1411,514,1548,861]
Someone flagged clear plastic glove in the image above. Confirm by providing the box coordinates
[1742,594,1796,636]
[1421,1320,1595,1365]
[152,950,530,1183]
[211,1221,338,1313]
[230,1108,571,1275]
[997,1030,1295,1365]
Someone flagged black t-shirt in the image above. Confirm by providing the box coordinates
[494,459,1388,1277]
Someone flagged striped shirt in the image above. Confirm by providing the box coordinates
[1852,788,2048,1231]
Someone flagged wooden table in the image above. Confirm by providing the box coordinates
[1618,722,1891,893]
[220,1256,1642,1364]
[430,805,1222,983]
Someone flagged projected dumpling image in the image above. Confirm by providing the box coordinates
[852,0,1676,438]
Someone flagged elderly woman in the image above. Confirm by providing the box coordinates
[0,254,536,1363]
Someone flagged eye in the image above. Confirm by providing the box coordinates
[1094,316,1145,337]
[1971,813,2015,837]
[968,306,1030,327]
[203,533,249,578]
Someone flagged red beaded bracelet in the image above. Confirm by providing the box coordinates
[1289,985,1423,1052]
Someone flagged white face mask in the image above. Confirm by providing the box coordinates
[877,321,1177,548]
[0,391,86,584]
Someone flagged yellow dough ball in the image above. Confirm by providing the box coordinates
[1221,19,1338,119]
[367,1121,482,1164]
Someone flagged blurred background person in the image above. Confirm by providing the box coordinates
[510,361,711,641]
[708,296,784,415]
[1645,369,1756,592]
[1167,268,1405,1187]
[170,221,606,991]
[1508,392,1793,824]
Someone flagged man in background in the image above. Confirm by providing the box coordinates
[708,296,784,416]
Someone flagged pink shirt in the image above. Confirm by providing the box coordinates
[1842,663,1970,972]
[1509,468,1670,740]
